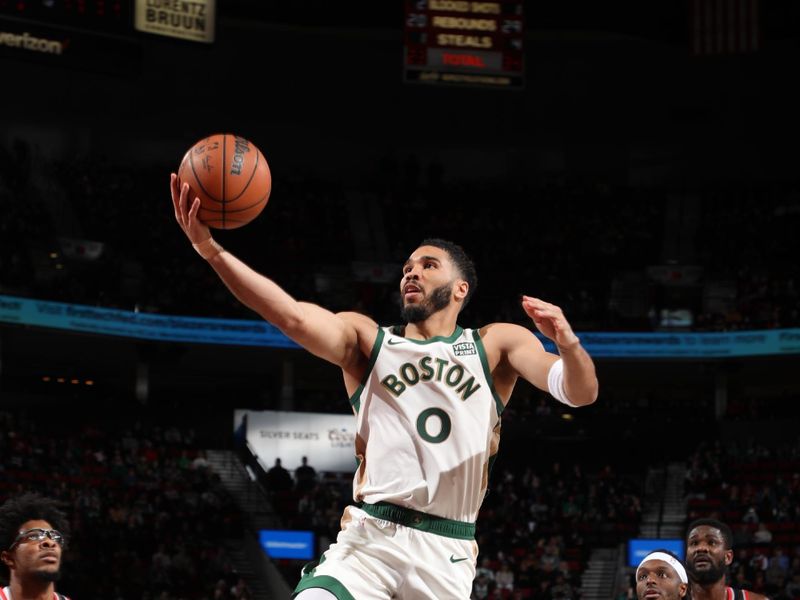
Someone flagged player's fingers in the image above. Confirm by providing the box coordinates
[179,182,191,222]
[535,305,565,320]
[532,307,556,319]
[171,174,182,219]
[522,298,542,314]
[525,297,557,314]
[188,197,201,221]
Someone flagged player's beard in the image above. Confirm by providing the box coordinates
[400,282,453,324]
[34,567,61,583]
[687,555,726,586]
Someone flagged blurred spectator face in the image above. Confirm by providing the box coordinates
[686,525,732,585]
[2,519,63,582]
[636,560,688,600]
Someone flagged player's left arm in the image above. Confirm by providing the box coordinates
[497,296,598,407]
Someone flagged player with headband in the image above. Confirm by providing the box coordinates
[636,550,690,600]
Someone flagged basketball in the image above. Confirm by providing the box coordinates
[177,133,271,229]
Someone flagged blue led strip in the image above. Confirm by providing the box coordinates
[2,294,799,356]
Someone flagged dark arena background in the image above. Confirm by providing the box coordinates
[2,1,800,599]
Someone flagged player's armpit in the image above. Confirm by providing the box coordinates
[284,304,376,370]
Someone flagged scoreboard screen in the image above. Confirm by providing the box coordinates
[404,0,524,89]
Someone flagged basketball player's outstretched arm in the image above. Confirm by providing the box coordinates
[488,296,597,407]
[170,175,370,370]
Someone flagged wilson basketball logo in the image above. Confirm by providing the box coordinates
[230,136,250,176]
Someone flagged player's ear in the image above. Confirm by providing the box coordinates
[724,549,733,566]
[1,550,14,569]
[454,279,468,301]
[678,582,688,598]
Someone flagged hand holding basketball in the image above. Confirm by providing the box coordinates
[176,134,271,230]
[171,173,211,245]
[521,296,580,349]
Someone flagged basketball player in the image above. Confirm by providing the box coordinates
[636,550,689,600]
[171,176,599,599]
[0,493,71,600]
[685,518,769,600]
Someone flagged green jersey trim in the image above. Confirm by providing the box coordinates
[359,501,476,540]
[293,574,355,600]
[472,329,505,418]
[389,325,465,344]
[348,326,385,414]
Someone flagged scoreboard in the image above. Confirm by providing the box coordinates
[404,0,524,89]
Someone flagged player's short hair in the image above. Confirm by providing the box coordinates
[686,518,734,550]
[0,492,70,563]
[419,238,478,310]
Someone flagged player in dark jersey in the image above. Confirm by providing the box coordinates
[686,518,768,600]
[0,493,71,600]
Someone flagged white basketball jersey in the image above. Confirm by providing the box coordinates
[349,325,503,523]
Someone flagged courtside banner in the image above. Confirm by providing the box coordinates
[547,330,800,358]
[2,294,800,357]
[0,294,298,348]
[234,410,357,473]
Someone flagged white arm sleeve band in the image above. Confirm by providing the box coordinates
[547,358,578,407]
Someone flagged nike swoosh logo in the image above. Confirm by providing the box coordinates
[387,339,406,345]
[450,555,469,563]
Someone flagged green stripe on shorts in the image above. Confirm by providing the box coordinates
[293,574,356,600]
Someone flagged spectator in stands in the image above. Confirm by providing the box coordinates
[475,557,496,584]
[750,547,769,573]
[753,523,773,545]
[265,458,293,493]
[635,550,688,600]
[685,518,768,600]
[550,572,576,599]
[495,561,514,592]
[294,456,317,493]
[192,450,211,470]
[471,571,491,600]
[617,583,636,599]
[0,492,72,600]
[742,506,759,524]
[784,572,800,599]
[230,576,252,599]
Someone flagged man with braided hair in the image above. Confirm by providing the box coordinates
[0,493,71,600]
